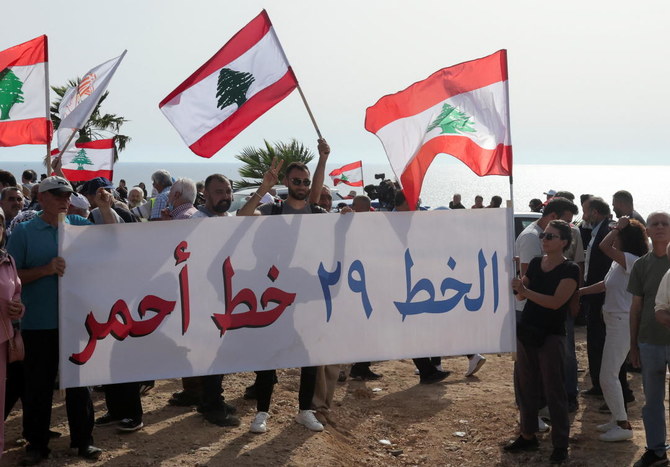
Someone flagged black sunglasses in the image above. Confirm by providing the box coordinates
[290,178,311,187]
[539,232,562,240]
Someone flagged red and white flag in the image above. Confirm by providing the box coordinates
[365,50,512,210]
[0,35,51,146]
[57,51,127,152]
[159,10,298,158]
[51,139,116,181]
[329,161,364,187]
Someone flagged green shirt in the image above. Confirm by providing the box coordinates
[628,251,670,345]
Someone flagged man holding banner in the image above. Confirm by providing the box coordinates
[7,177,116,465]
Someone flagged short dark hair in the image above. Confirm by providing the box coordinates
[613,190,633,205]
[204,173,231,189]
[547,219,573,251]
[490,195,502,207]
[543,197,577,218]
[284,162,310,179]
[22,169,37,182]
[588,197,611,217]
[394,190,406,207]
[554,191,575,201]
[0,170,17,187]
[619,219,649,257]
[580,194,592,205]
[475,195,483,202]
[0,186,22,201]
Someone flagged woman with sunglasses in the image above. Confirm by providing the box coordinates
[579,217,648,442]
[506,220,579,465]
[0,207,25,459]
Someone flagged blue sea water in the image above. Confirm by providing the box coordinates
[2,158,667,219]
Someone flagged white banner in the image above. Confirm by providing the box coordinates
[58,208,515,388]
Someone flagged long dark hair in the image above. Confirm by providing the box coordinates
[619,219,649,257]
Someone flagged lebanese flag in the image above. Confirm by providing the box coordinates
[160,10,298,158]
[365,50,512,210]
[51,139,115,181]
[57,51,127,152]
[329,161,364,187]
[0,35,51,146]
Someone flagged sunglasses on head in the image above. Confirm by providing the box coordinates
[539,232,562,240]
[290,178,311,187]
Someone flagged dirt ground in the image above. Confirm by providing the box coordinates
[2,326,654,466]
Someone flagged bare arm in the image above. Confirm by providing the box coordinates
[599,217,628,267]
[514,277,578,310]
[629,295,643,368]
[238,158,283,217]
[308,138,330,205]
[17,257,66,284]
[579,281,606,296]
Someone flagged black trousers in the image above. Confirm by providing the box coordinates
[413,357,439,377]
[104,382,142,421]
[22,330,94,451]
[254,367,317,412]
[4,360,24,420]
[200,374,225,411]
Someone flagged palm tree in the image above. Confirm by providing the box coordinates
[44,78,130,167]
[235,139,314,189]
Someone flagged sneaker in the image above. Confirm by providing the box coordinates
[538,406,551,421]
[295,409,324,432]
[349,368,382,381]
[465,354,486,377]
[414,368,421,375]
[633,449,669,467]
[538,417,550,433]
[250,411,270,433]
[117,418,144,432]
[95,413,121,426]
[419,370,451,384]
[435,364,445,372]
[77,445,103,460]
[503,435,539,452]
[596,420,617,433]
[203,408,241,427]
[599,425,633,442]
[549,447,568,464]
[197,401,238,415]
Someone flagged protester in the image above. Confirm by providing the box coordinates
[529,198,543,213]
[149,170,173,220]
[612,190,646,225]
[449,194,465,209]
[127,186,146,209]
[506,220,579,465]
[160,178,198,220]
[471,195,484,209]
[487,195,502,208]
[579,217,647,442]
[629,212,670,467]
[237,139,330,434]
[0,187,25,228]
[0,207,25,460]
[7,177,114,464]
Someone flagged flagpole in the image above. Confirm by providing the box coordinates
[266,11,323,139]
[44,35,52,174]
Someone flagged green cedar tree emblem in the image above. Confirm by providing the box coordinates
[340,174,349,182]
[216,68,255,110]
[0,68,25,120]
[71,148,94,170]
[426,103,476,135]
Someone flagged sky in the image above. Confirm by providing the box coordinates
[1,0,668,167]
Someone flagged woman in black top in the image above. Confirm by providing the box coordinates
[505,220,580,465]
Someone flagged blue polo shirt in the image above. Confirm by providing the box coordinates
[7,213,91,330]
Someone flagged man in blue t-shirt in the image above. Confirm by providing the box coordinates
[7,176,115,465]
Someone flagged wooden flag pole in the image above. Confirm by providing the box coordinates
[295,84,322,140]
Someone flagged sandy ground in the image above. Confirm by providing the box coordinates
[2,326,655,466]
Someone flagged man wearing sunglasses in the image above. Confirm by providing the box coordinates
[238,139,329,435]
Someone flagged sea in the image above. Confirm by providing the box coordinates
[2,158,667,219]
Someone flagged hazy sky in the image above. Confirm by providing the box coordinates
[1,0,668,167]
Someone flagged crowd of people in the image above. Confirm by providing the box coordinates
[2,153,670,466]
[508,188,670,466]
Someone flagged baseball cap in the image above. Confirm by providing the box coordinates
[544,189,557,196]
[38,176,73,194]
[69,192,90,210]
[80,177,114,195]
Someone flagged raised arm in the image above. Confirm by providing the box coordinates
[599,216,628,267]
[308,138,330,205]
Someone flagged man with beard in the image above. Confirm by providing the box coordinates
[192,174,233,218]
[238,140,330,434]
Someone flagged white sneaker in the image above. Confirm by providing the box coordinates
[537,417,550,433]
[599,425,633,442]
[295,410,324,432]
[465,354,486,377]
[414,368,420,375]
[596,420,617,433]
[250,411,270,433]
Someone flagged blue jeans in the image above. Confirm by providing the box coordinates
[639,342,670,455]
